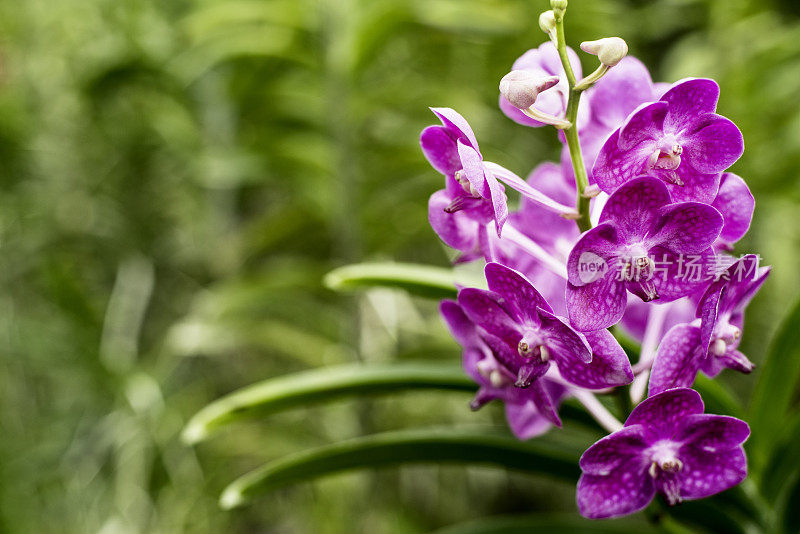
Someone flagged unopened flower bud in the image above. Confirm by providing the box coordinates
[539,10,556,38]
[550,0,567,16]
[580,37,628,67]
[499,71,559,110]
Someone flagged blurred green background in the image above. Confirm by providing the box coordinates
[1,0,800,532]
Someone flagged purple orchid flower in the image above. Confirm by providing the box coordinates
[711,173,754,250]
[440,300,568,438]
[421,107,508,237]
[649,255,770,395]
[457,262,633,390]
[566,176,723,331]
[577,387,749,519]
[422,108,576,251]
[578,56,660,180]
[586,57,659,137]
[593,78,744,203]
[499,42,589,129]
[427,191,515,264]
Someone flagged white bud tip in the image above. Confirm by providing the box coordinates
[539,10,556,35]
[580,37,628,67]
[499,71,559,110]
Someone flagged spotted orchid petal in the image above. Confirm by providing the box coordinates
[648,323,703,396]
[712,173,754,246]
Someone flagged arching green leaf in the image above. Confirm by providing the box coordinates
[182,362,475,444]
[748,295,800,466]
[219,428,581,509]
[324,262,476,299]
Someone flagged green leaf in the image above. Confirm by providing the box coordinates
[748,295,800,466]
[411,0,525,34]
[611,326,641,362]
[780,475,800,534]
[662,493,755,534]
[756,412,800,501]
[759,413,800,528]
[431,513,660,534]
[692,374,742,419]
[324,262,476,299]
[218,428,581,509]
[182,362,475,444]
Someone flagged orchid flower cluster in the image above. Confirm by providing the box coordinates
[421,1,768,520]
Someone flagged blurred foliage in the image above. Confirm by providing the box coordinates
[0,0,799,532]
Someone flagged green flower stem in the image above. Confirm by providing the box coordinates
[575,64,609,91]
[553,9,591,233]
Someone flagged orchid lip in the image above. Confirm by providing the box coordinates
[514,362,542,388]
[648,458,683,479]
[443,196,469,213]
[660,171,685,186]
[719,323,741,344]
[469,389,493,411]
[444,195,483,214]
[620,248,653,282]
[647,139,683,175]
[514,374,532,388]
[649,455,685,507]
[632,279,660,302]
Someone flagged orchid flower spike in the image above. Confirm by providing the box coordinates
[499,71,560,110]
[581,38,628,67]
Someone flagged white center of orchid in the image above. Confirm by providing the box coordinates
[647,441,683,478]
[620,244,652,281]
[649,138,683,170]
[518,329,549,362]
[710,320,742,356]
[719,322,741,344]
[646,137,684,186]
